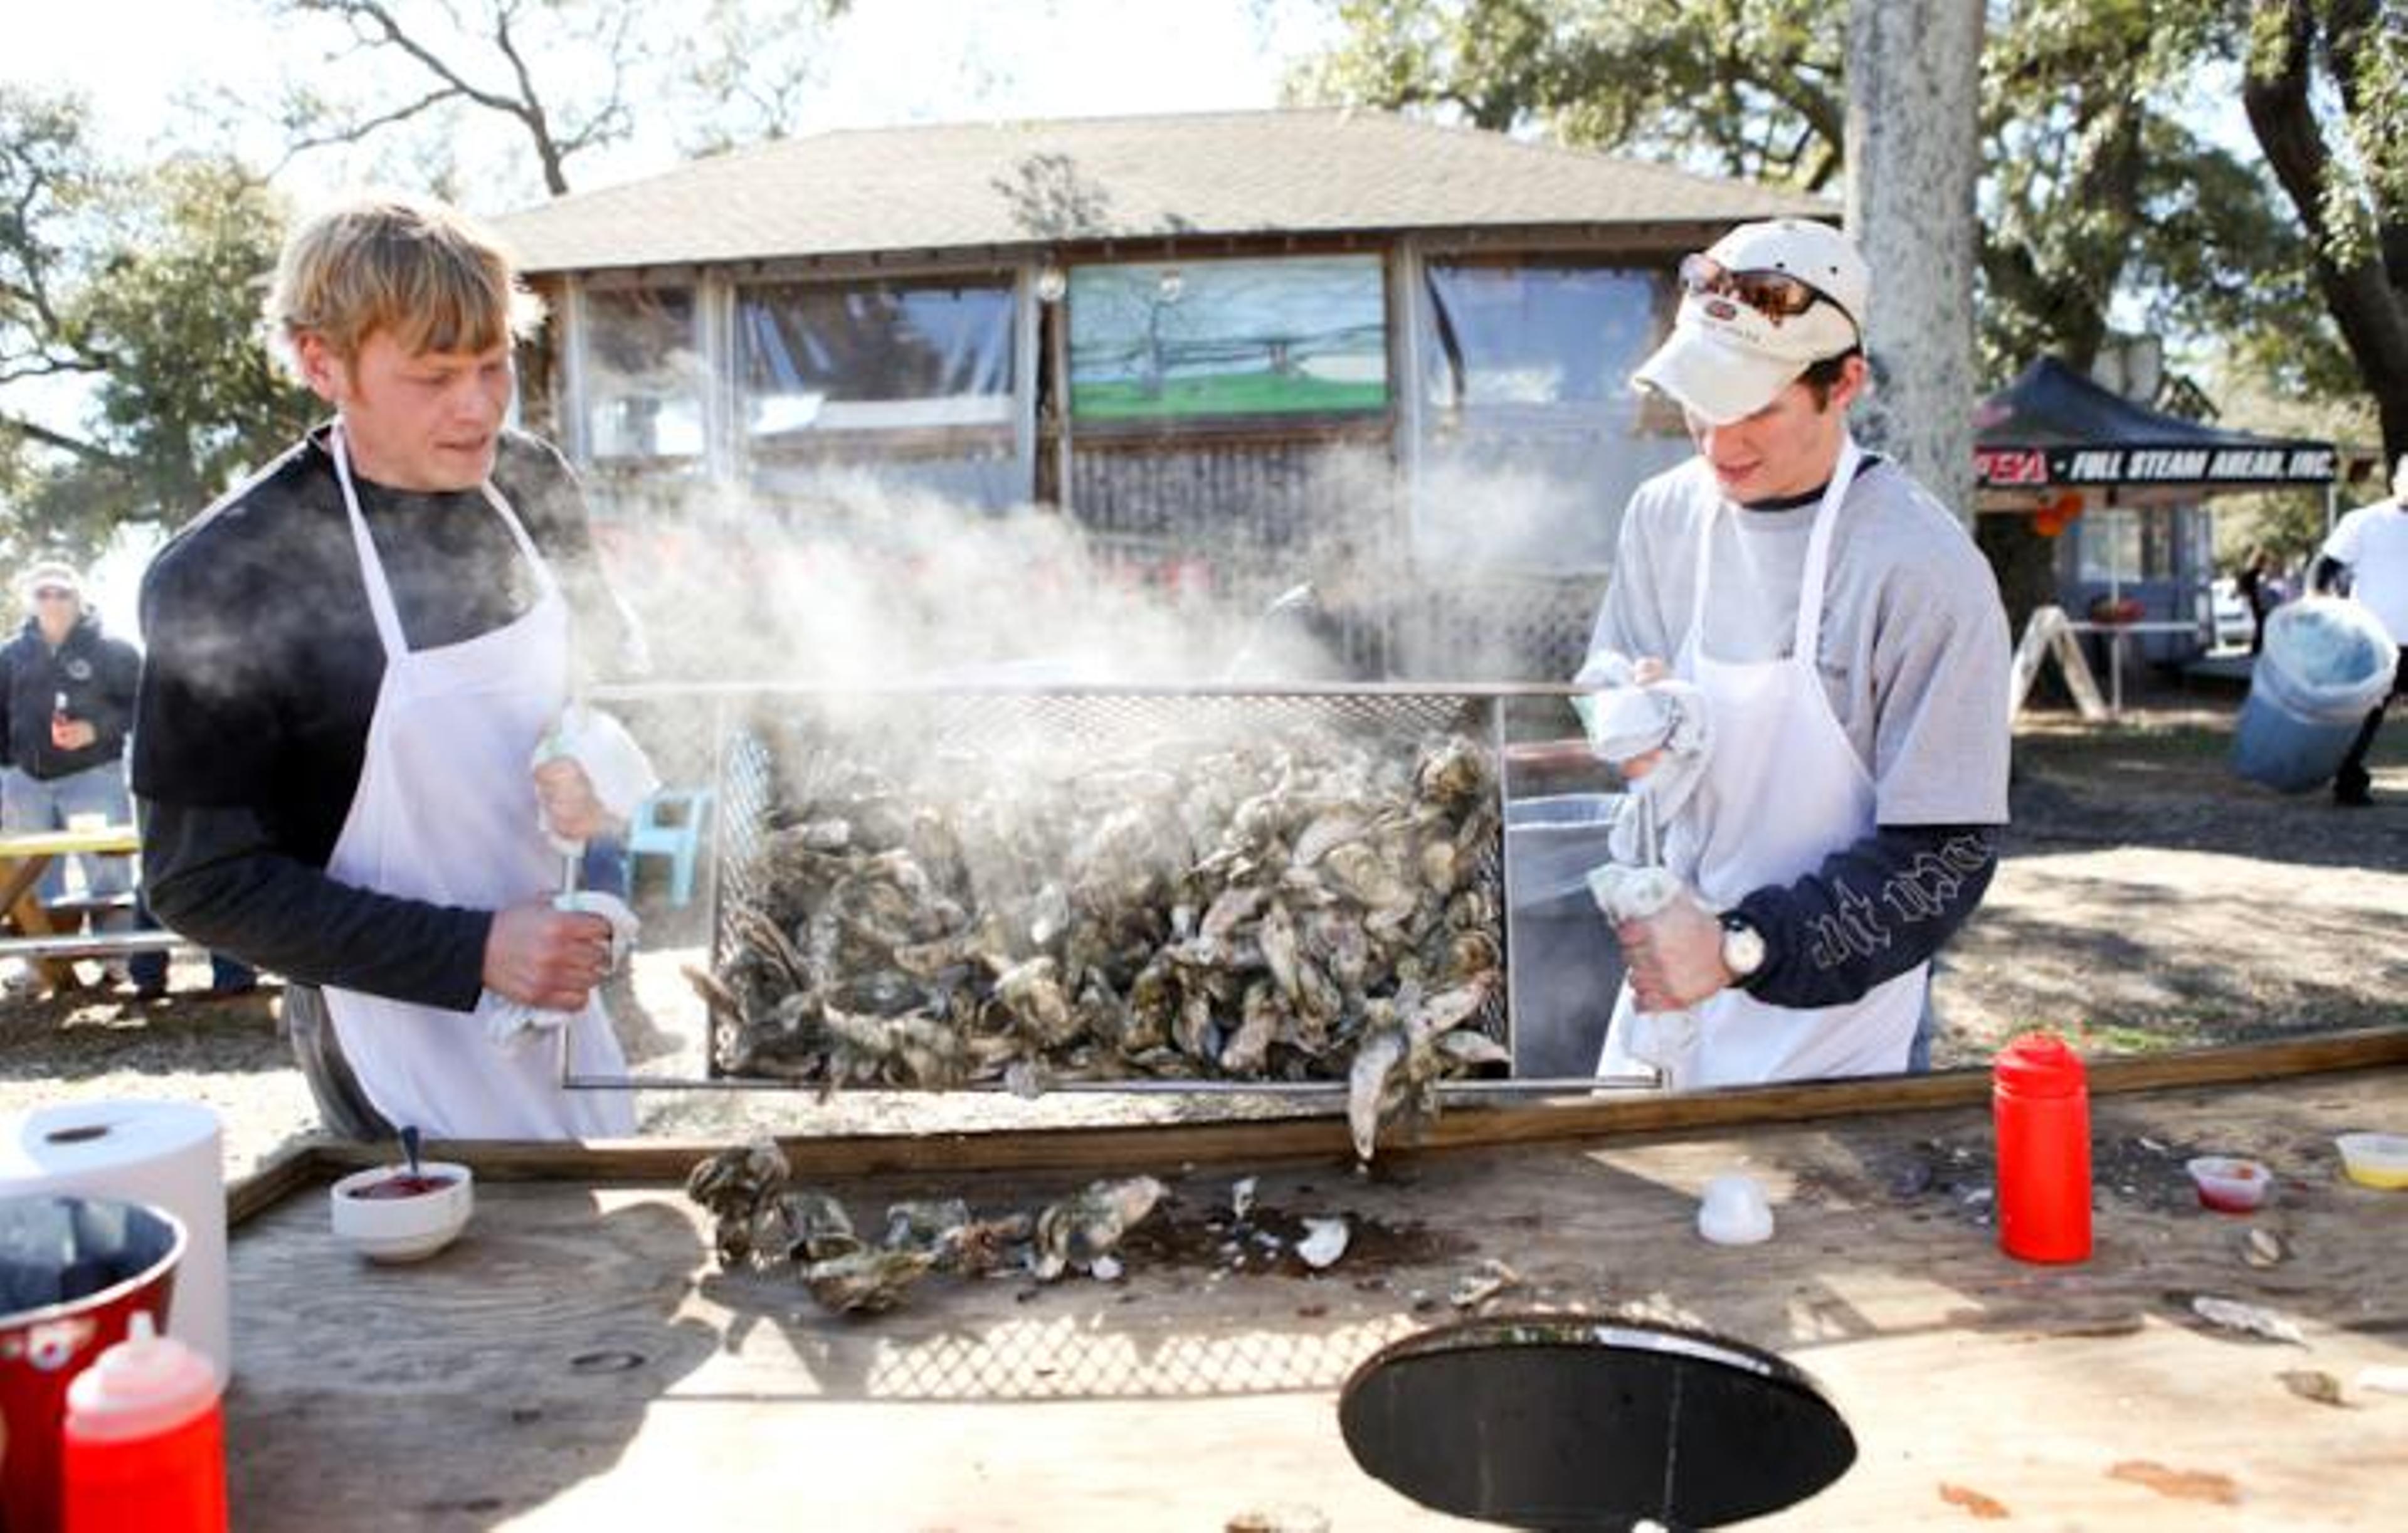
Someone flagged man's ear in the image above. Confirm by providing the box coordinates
[293,332,346,404]
[1826,353,1869,413]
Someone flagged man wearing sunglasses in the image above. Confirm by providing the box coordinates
[0,562,144,965]
[1583,218,2011,1088]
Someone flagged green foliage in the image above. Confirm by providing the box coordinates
[1294,1,1844,186]
[0,89,317,564]
[1293,0,2358,408]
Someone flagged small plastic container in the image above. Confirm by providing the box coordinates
[1696,1174,1774,1246]
[329,1161,474,1261]
[1993,1031,2093,1263]
[2185,1155,2271,1213]
[61,1310,227,1532]
[2335,1133,2408,1190]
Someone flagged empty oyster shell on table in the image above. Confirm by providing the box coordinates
[1031,1176,1168,1282]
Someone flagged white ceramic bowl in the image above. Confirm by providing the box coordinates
[2335,1133,2408,1191]
[329,1162,474,1262]
[2184,1155,2271,1212]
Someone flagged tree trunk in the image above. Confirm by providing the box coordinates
[1843,0,1986,526]
[2244,0,2408,468]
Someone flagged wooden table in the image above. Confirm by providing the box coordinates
[0,823,139,989]
[223,1056,2408,1530]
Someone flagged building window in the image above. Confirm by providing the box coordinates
[1412,258,1686,572]
[580,287,705,462]
[734,273,1023,508]
[737,275,1016,438]
[1067,256,1388,423]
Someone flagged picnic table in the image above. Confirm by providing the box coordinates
[0,822,145,989]
[220,1035,2408,1529]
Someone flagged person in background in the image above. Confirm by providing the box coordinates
[132,194,647,1138]
[0,561,144,974]
[1580,218,2012,1088]
[2237,545,2278,655]
[2314,454,2408,807]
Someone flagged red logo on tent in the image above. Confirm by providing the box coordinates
[1976,448,2049,487]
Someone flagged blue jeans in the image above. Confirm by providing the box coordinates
[2,762,135,906]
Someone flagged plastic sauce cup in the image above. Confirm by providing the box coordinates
[2185,1155,2270,1214]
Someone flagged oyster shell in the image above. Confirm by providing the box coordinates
[1031,1175,1167,1281]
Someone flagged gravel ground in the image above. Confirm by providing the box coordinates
[3,687,2400,1180]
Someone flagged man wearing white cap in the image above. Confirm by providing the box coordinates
[0,561,143,933]
[2312,454,2408,807]
[1583,218,2012,1088]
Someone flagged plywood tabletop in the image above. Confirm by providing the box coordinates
[224,1068,2408,1530]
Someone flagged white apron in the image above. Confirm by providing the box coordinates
[1597,440,1925,1090]
[319,427,634,1139]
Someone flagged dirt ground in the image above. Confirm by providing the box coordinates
[3,680,2400,1179]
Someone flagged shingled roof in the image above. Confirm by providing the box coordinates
[493,109,1831,274]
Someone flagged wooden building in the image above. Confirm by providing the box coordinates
[492,110,1825,680]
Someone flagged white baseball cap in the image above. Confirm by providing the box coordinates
[1634,219,1869,425]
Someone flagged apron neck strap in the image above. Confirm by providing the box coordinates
[1687,434,1864,663]
[329,422,557,662]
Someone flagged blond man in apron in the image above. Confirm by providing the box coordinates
[1585,220,2011,1090]
[132,197,640,1140]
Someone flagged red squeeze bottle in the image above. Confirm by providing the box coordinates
[1993,1031,2093,1263]
[60,1311,229,1533]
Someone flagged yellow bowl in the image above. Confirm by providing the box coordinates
[2335,1133,2408,1191]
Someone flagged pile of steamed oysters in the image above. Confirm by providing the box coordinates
[692,703,1508,1160]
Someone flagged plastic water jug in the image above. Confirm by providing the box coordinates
[2232,597,2400,792]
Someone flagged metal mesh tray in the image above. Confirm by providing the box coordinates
[698,682,1524,1095]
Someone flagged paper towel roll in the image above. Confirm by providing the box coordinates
[0,1100,229,1381]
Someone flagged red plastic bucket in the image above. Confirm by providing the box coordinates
[0,1194,185,1533]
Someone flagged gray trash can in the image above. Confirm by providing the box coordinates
[1505,795,1625,1079]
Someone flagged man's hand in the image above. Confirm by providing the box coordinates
[483,901,616,1011]
[1607,657,1672,781]
[532,757,613,845]
[1615,889,1734,1012]
[50,718,96,751]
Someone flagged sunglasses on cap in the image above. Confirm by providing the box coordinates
[1678,253,1856,329]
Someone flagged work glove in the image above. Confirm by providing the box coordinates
[477,890,643,1051]
[1587,862,1701,1079]
[531,703,660,856]
[1573,652,1713,866]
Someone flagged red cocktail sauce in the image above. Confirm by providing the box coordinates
[344,1174,457,1201]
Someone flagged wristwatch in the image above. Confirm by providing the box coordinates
[1718,912,1768,982]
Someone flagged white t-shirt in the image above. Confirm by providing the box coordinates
[2321,499,2408,642]
[1588,455,2012,826]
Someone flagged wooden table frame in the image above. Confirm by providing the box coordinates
[0,823,141,989]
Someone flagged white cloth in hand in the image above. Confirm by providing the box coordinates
[479,890,642,1051]
[532,703,661,855]
[1573,667,1712,866]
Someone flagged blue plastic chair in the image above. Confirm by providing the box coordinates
[625,788,713,909]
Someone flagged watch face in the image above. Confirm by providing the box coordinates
[1722,920,1766,977]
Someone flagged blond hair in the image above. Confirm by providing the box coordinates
[266,194,545,369]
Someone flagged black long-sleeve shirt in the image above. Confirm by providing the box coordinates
[1732,824,1999,1009]
[131,425,642,1008]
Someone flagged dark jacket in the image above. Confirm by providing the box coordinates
[0,610,142,780]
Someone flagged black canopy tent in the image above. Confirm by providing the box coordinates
[1973,356,2337,507]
